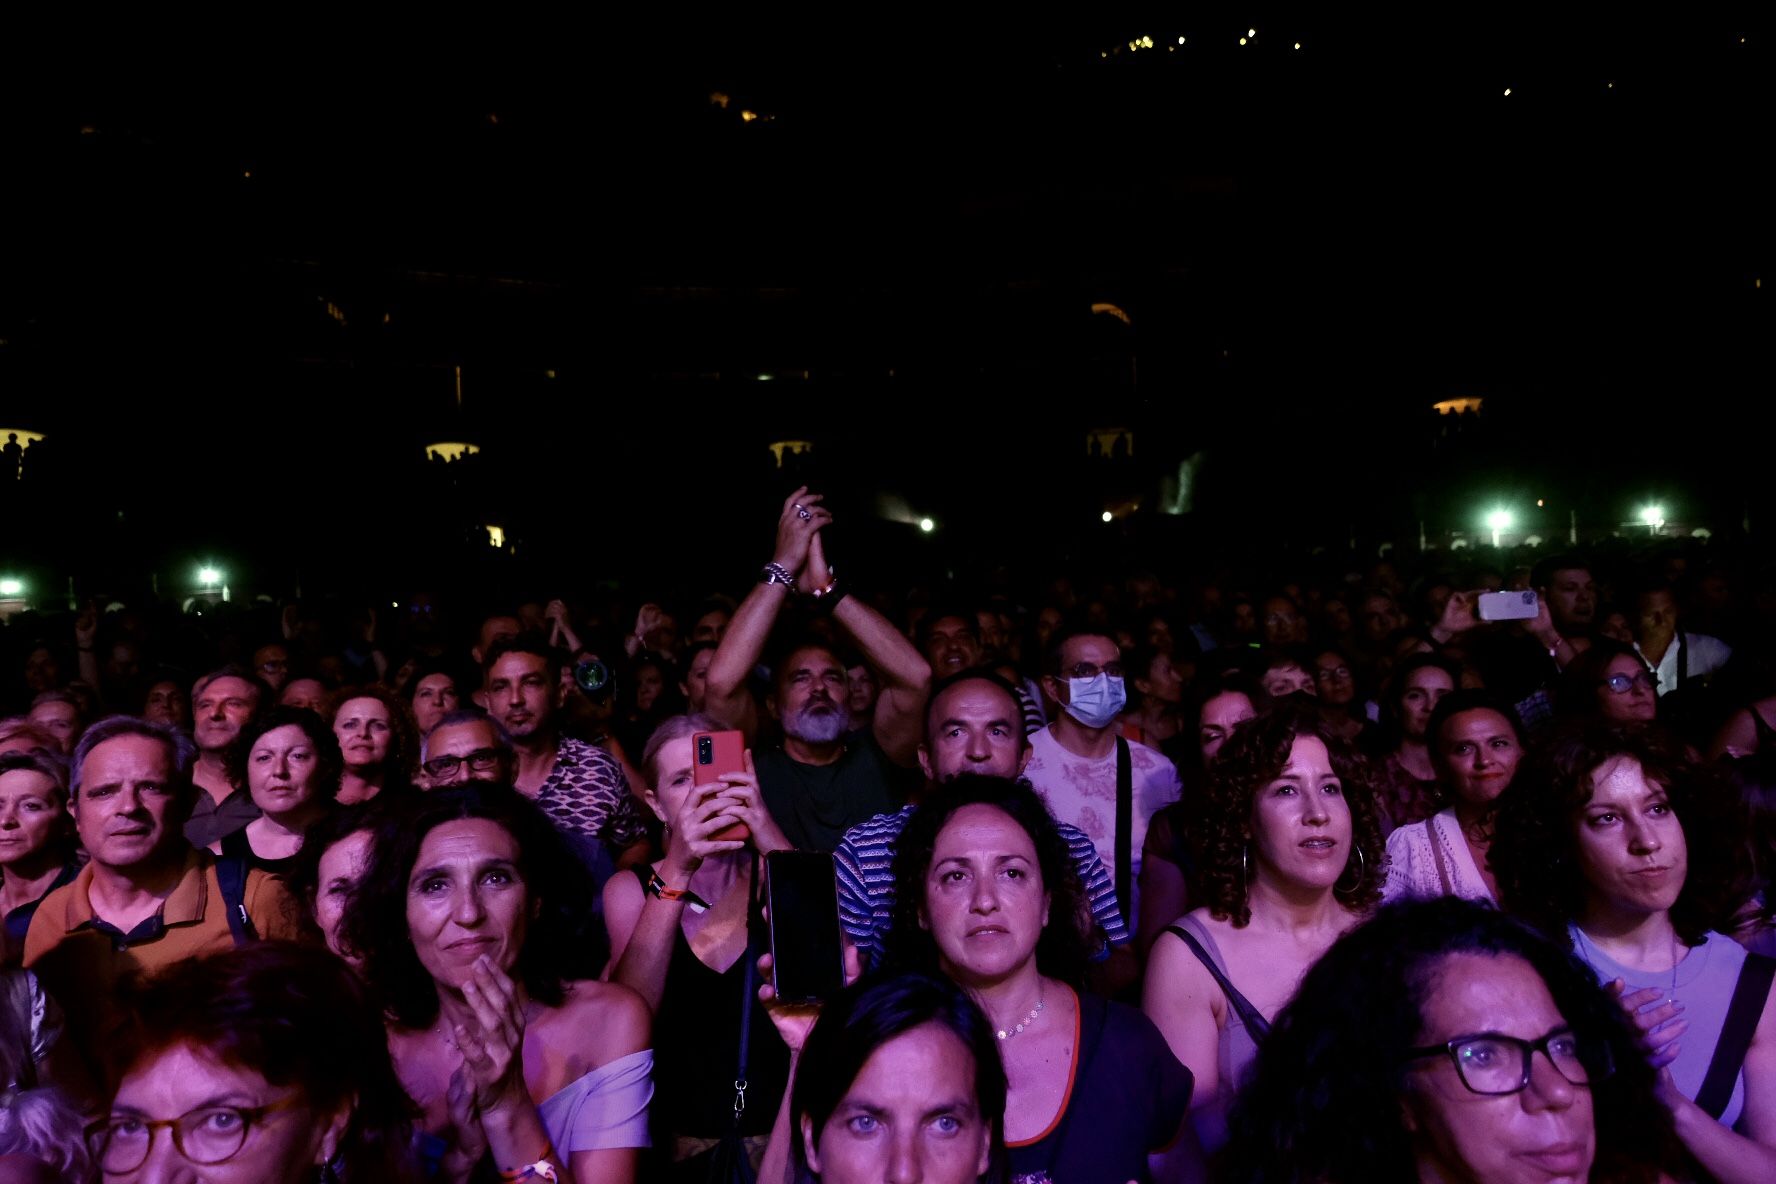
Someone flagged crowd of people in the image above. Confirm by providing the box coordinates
[1,487,1775,1182]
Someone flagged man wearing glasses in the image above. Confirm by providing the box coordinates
[418,708,515,789]
[1024,622,1181,948]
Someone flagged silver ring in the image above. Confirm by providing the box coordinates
[795,505,811,520]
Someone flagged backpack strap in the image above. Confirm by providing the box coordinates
[213,854,258,947]
[1114,737,1134,922]
[1165,924,1271,1042]
[1696,952,1776,1120]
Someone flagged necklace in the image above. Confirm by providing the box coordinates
[995,996,1045,1041]
[1572,923,1680,1005]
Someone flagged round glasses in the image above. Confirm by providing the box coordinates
[86,1097,299,1172]
[1406,1028,1610,1096]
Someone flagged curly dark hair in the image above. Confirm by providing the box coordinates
[1222,897,1679,1184]
[102,942,420,1181]
[342,783,602,1029]
[884,775,1093,987]
[1491,722,1755,946]
[1198,701,1387,926]
[223,705,344,802]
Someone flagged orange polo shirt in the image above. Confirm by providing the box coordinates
[23,849,301,1077]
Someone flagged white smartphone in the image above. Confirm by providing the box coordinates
[1477,589,1539,621]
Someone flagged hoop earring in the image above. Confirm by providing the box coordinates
[1337,844,1366,894]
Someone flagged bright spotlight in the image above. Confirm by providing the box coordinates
[918,518,935,534]
[1486,509,1513,548]
[198,566,223,586]
[0,579,22,597]
[1101,511,1114,523]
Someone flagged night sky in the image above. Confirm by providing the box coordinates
[1,15,1767,598]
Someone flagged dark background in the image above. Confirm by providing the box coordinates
[1,14,1767,605]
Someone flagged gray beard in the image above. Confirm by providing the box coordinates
[783,701,848,745]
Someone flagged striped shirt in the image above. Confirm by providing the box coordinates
[834,803,1131,971]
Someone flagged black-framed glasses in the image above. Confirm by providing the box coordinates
[1405,1029,1610,1096]
[422,747,505,778]
[1061,662,1124,680]
[86,1097,301,1172]
[1603,671,1659,695]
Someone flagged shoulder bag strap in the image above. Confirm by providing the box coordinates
[1165,924,1271,1042]
[213,854,257,946]
[1427,817,1459,898]
[1115,737,1134,922]
[1696,952,1776,1120]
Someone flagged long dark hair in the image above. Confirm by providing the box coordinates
[1491,722,1755,945]
[101,943,420,1181]
[1198,702,1386,926]
[790,971,1008,1184]
[343,783,600,1028]
[285,799,394,945]
[885,775,1093,986]
[1224,897,1678,1184]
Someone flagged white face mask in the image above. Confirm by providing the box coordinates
[1063,674,1127,730]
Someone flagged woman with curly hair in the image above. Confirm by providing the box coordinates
[346,784,653,1183]
[883,774,1194,1183]
[1142,702,1387,1160]
[1491,723,1776,1181]
[1383,690,1528,905]
[1223,897,1680,1184]
[217,706,343,876]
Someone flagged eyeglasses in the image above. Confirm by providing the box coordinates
[422,747,505,778]
[1405,1029,1610,1096]
[1316,666,1353,681]
[1602,671,1658,695]
[86,1097,301,1172]
[1061,662,1124,680]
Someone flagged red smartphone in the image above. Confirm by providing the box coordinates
[692,730,750,843]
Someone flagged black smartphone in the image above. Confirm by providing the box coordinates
[765,851,845,1004]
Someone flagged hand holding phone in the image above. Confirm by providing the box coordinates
[1476,589,1540,622]
[693,730,750,843]
[765,851,846,1004]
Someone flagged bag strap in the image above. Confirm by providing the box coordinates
[1427,817,1459,898]
[1166,924,1271,1042]
[213,854,257,947]
[1696,952,1776,1120]
[731,849,762,1127]
[1114,737,1134,923]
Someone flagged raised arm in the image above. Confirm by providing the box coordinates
[803,532,931,766]
[705,489,832,733]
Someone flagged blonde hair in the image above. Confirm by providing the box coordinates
[0,1088,92,1178]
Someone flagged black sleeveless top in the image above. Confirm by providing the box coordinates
[638,867,790,1141]
[218,827,298,880]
